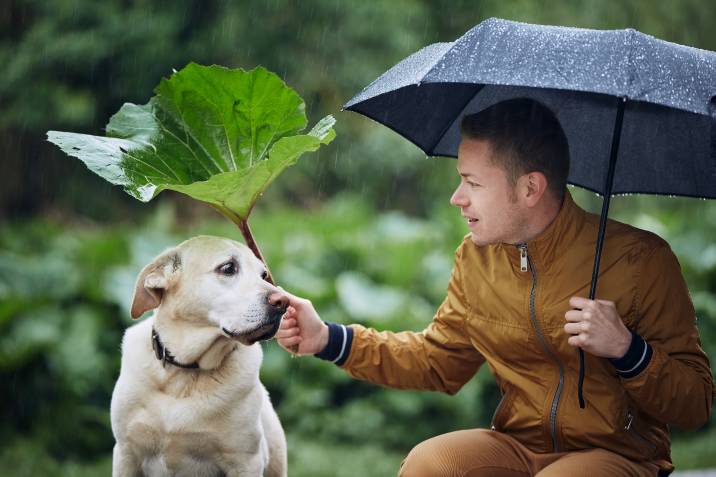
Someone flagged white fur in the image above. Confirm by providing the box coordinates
[110,236,287,477]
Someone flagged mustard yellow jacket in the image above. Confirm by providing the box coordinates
[340,192,713,471]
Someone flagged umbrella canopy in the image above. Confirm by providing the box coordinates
[345,17,716,199]
[344,17,716,409]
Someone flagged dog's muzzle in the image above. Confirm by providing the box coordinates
[223,318,281,346]
[223,294,288,345]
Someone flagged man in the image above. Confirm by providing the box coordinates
[276,99,714,476]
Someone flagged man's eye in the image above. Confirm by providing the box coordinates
[217,261,237,276]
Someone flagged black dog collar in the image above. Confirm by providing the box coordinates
[152,328,200,369]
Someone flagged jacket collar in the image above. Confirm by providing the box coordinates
[502,189,587,269]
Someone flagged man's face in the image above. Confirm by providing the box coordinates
[450,138,528,246]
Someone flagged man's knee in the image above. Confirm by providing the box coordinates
[399,437,447,477]
[398,429,516,477]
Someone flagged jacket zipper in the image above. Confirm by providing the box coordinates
[518,243,565,452]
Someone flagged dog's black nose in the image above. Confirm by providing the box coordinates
[267,291,289,313]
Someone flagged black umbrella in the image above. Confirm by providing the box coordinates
[344,18,716,408]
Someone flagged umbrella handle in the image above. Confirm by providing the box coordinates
[580,97,627,409]
[589,97,626,300]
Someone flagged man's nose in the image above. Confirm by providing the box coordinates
[267,291,289,313]
[450,186,468,207]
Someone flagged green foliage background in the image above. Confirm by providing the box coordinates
[1,0,715,475]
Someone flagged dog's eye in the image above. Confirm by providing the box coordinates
[261,270,269,281]
[217,261,237,276]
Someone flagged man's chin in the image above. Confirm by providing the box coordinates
[470,231,502,247]
[469,233,487,246]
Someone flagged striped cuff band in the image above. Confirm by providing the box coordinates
[314,322,353,366]
[608,330,652,378]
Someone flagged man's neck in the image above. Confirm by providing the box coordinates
[514,192,564,244]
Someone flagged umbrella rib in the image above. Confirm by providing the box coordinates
[567,181,716,201]
[625,28,636,100]
[426,84,486,155]
[416,43,456,87]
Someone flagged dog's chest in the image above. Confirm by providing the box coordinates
[125,387,264,476]
[142,446,226,477]
[127,409,225,476]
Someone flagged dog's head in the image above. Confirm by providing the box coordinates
[130,236,288,345]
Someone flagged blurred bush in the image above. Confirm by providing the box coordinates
[1,190,715,475]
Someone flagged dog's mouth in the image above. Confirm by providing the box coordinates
[222,319,281,346]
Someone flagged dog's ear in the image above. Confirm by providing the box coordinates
[130,249,180,320]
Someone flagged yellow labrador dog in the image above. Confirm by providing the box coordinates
[111,236,287,477]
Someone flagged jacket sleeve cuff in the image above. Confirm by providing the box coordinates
[608,330,653,378]
[314,322,353,366]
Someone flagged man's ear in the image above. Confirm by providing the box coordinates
[522,171,549,207]
[130,249,180,320]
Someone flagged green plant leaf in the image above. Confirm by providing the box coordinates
[46,63,335,220]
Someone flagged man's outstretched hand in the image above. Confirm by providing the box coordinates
[564,297,632,359]
[276,291,329,356]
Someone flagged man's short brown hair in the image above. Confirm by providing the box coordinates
[460,98,570,200]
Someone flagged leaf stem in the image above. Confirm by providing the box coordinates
[212,205,296,354]
[237,219,275,285]
[211,204,275,284]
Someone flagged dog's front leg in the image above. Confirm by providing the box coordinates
[113,443,141,477]
[221,453,267,477]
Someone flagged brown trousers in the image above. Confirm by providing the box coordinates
[398,429,661,477]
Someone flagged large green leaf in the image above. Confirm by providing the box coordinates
[47,63,335,220]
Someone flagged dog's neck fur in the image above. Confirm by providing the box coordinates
[152,312,240,372]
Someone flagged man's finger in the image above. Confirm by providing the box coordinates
[279,318,296,329]
[283,291,309,309]
[569,296,594,310]
[564,309,585,322]
[276,326,300,339]
[567,334,587,347]
[276,326,299,339]
[278,335,302,349]
[564,322,585,335]
[283,335,302,345]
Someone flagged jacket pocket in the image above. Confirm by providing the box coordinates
[490,387,515,431]
[623,410,657,460]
